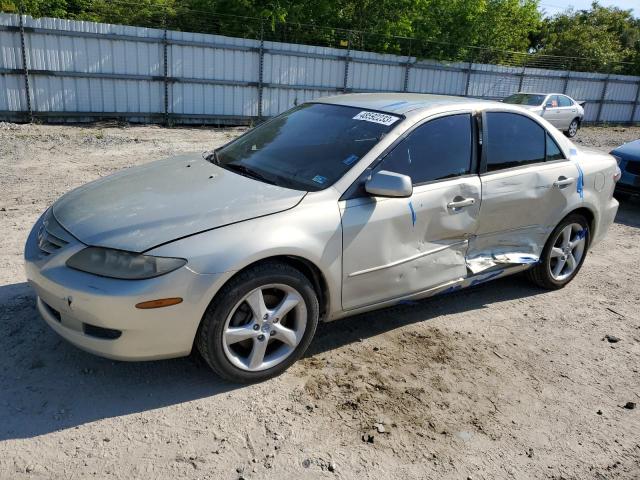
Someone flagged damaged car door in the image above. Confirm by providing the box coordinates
[341,113,480,310]
[467,111,580,272]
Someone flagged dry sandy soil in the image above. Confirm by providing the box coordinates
[0,123,639,480]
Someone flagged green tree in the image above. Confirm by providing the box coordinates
[8,0,640,75]
[533,2,640,74]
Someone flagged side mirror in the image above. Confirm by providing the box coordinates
[365,170,413,198]
[545,102,553,109]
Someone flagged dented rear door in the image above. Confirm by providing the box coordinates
[468,111,581,269]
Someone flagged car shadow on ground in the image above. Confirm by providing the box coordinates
[1,200,637,442]
[0,274,546,442]
[0,282,238,441]
[308,273,544,357]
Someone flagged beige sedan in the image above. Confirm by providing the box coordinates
[25,93,619,383]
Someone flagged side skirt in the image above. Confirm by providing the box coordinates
[329,263,533,321]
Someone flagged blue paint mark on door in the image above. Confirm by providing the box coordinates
[576,163,584,199]
[408,201,416,227]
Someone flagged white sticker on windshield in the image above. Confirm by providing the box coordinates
[352,111,400,126]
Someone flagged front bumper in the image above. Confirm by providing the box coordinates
[24,213,228,361]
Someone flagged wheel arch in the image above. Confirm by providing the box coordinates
[560,206,596,247]
[210,255,331,322]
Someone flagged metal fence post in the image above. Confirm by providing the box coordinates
[18,5,32,123]
[517,59,527,92]
[562,71,571,94]
[630,80,640,125]
[343,31,351,93]
[162,26,169,126]
[464,56,473,97]
[596,74,610,124]
[562,60,572,94]
[403,39,411,93]
[257,20,265,120]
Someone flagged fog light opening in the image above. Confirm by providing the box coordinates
[135,297,183,309]
[83,323,122,340]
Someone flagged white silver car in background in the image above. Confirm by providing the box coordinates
[503,92,585,138]
[25,93,618,383]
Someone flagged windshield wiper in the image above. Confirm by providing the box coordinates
[224,163,276,185]
[204,149,220,165]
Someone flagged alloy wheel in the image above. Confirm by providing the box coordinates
[548,223,586,281]
[568,120,578,137]
[222,283,307,372]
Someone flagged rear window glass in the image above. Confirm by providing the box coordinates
[503,94,546,106]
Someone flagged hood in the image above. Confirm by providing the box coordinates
[612,139,640,159]
[53,153,306,252]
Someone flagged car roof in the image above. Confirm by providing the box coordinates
[316,93,498,115]
[515,92,571,97]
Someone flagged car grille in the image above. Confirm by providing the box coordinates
[37,210,74,255]
[624,161,640,176]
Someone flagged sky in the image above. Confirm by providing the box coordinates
[539,0,637,17]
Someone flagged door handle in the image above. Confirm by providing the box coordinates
[447,197,476,209]
[553,177,575,188]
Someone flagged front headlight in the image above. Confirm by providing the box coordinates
[66,247,187,280]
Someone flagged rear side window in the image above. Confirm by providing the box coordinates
[378,114,472,184]
[558,96,573,107]
[546,133,564,161]
[485,112,545,171]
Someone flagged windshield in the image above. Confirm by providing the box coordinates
[503,93,546,106]
[213,103,402,191]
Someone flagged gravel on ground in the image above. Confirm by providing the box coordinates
[1,123,639,479]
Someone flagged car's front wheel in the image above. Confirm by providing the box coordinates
[196,261,319,383]
[565,118,579,138]
[526,214,590,289]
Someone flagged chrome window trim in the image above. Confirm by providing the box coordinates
[479,158,570,177]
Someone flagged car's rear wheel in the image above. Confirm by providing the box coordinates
[526,214,589,289]
[565,118,579,138]
[196,261,319,383]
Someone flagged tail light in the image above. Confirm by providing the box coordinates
[613,166,621,183]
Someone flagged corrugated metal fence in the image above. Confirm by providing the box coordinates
[1,13,640,125]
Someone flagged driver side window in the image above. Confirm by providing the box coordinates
[377,114,473,185]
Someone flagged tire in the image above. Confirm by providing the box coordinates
[526,214,590,290]
[196,261,319,383]
[564,118,579,138]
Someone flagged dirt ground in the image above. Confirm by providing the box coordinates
[1,123,639,480]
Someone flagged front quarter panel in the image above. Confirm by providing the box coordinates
[148,189,344,318]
